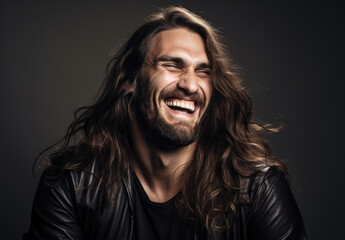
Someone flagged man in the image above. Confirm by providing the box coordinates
[25,6,307,240]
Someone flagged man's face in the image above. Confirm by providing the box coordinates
[135,28,213,147]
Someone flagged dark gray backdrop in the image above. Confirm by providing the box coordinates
[1,1,344,239]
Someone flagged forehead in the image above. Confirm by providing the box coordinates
[146,28,209,63]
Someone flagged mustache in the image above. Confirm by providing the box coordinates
[159,88,205,107]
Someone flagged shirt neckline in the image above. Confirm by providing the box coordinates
[133,172,181,208]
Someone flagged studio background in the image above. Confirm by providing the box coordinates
[1,1,344,239]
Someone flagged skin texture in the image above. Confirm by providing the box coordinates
[131,28,213,202]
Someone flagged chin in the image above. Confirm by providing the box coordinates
[135,102,200,147]
[152,119,199,147]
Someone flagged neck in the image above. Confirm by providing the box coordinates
[130,120,195,203]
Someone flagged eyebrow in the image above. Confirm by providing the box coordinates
[154,55,212,69]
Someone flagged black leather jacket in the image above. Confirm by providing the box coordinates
[25,163,307,240]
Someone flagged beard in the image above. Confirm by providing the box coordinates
[149,110,200,146]
[133,78,207,148]
[134,97,200,148]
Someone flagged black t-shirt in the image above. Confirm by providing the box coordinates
[132,174,187,240]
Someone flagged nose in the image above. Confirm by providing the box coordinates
[177,71,199,95]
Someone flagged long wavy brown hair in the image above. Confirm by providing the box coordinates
[38,6,287,235]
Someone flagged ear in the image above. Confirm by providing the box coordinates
[121,77,136,95]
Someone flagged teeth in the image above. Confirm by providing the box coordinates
[165,99,196,112]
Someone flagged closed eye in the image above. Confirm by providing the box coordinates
[195,69,211,78]
[162,63,182,72]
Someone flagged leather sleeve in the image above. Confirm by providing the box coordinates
[25,174,84,240]
[247,171,308,240]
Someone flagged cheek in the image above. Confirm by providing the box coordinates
[150,71,177,98]
[200,80,213,104]
[142,78,165,113]
[152,70,177,85]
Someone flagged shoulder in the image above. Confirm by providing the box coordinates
[238,167,308,239]
[40,159,104,205]
[239,166,287,204]
[42,158,96,186]
[28,161,108,239]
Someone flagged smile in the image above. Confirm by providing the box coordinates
[164,98,196,114]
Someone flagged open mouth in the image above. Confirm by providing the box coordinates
[164,98,196,114]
